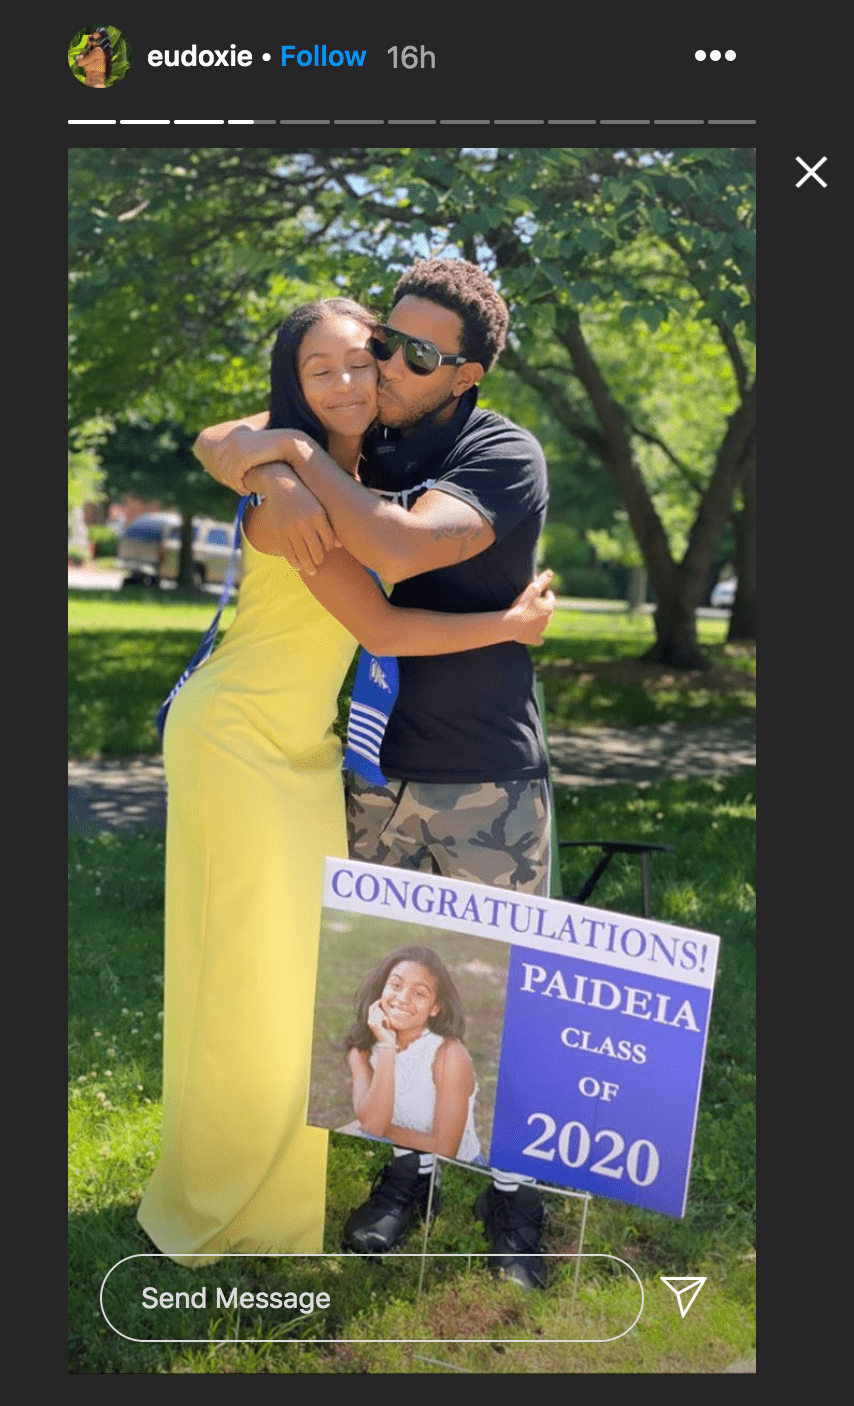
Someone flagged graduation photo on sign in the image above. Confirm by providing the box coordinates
[308,909,506,1167]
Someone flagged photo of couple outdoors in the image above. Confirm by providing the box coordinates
[138,257,559,1292]
[70,148,757,1373]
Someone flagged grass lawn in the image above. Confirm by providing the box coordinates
[68,590,754,758]
[68,588,754,1372]
[69,773,754,1374]
[538,609,755,727]
[69,588,240,757]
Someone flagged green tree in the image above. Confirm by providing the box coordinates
[69,146,756,663]
[68,417,111,530]
[578,280,753,619]
[100,417,236,585]
[306,146,756,664]
[68,149,341,424]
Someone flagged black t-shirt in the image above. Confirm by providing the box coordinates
[359,389,549,783]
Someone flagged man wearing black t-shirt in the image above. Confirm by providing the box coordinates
[196,260,553,1291]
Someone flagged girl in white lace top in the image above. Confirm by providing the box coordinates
[343,945,483,1163]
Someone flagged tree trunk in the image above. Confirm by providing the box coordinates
[177,513,195,588]
[728,445,756,641]
[626,566,648,612]
[501,312,755,671]
[558,318,710,666]
[646,584,709,668]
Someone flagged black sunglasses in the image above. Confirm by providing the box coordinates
[368,325,468,377]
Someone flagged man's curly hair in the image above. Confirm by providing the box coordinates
[391,258,509,372]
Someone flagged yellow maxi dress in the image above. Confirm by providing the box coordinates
[138,530,357,1264]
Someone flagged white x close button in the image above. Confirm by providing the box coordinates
[796,156,827,188]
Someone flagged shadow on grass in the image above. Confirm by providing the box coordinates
[69,591,754,759]
[69,1203,382,1373]
[537,648,756,728]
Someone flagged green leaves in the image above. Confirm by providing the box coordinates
[601,177,633,207]
[577,226,605,255]
[568,280,601,305]
[68,147,756,657]
[69,148,756,418]
[620,302,670,333]
[646,208,671,237]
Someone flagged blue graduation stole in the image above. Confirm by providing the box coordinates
[155,494,258,743]
[343,576,399,783]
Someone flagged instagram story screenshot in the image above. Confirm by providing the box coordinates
[67,9,808,1376]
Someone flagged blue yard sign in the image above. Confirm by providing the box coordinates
[314,859,720,1218]
[489,947,713,1216]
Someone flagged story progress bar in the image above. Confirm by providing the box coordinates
[68,117,758,126]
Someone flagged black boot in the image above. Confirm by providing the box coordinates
[473,1184,547,1290]
[342,1152,440,1254]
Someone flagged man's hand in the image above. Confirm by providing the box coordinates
[245,465,340,574]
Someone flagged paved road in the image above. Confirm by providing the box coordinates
[68,718,755,833]
[68,566,223,598]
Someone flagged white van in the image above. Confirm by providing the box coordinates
[116,512,241,588]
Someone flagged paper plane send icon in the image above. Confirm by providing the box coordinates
[660,1276,707,1318]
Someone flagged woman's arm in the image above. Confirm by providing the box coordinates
[193,418,339,574]
[386,1039,475,1159]
[346,1044,396,1138]
[246,496,555,654]
[351,1037,475,1158]
[309,550,554,656]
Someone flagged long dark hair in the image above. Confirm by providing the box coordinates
[84,27,113,83]
[344,945,467,1052]
[267,297,377,447]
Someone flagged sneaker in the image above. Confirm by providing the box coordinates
[473,1184,547,1290]
[342,1152,440,1255]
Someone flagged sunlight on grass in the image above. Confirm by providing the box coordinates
[68,589,238,635]
[542,608,728,652]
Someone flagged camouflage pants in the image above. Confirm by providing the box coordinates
[344,772,552,898]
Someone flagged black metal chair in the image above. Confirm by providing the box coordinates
[559,839,675,918]
[536,683,675,917]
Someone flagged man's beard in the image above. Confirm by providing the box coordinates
[376,382,460,432]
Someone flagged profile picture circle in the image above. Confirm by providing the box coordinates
[68,26,132,88]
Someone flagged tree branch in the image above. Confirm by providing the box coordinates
[499,346,608,454]
[714,319,750,400]
[553,318,678,585]
[624,421,705,493]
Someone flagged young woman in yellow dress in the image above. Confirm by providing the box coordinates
[137,298,555,1264]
